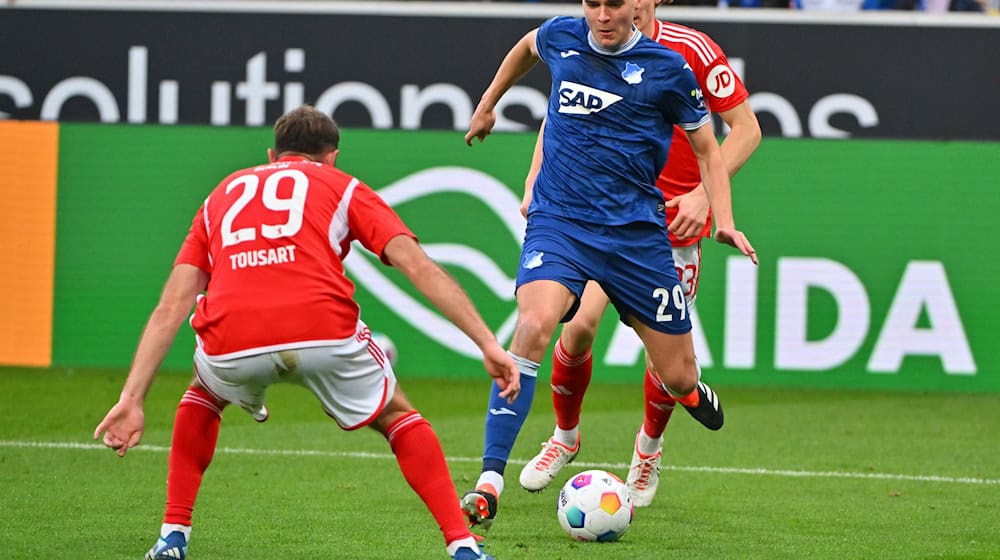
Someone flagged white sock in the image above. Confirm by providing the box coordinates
[446,536,479,558]
[636,426,663,456]
[476,470,505,496]
[553,426,579,448]
[160,523,191,541]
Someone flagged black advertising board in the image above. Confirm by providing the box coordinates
[1,5,996,140]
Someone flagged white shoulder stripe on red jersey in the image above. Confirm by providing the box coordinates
[202,195,213,267]
[329,178,360,256]
[656,22,717,68]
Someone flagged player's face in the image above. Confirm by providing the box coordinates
[584,0,638,50]
[633,0,658,37]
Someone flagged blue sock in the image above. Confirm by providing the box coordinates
[482,352,539,475]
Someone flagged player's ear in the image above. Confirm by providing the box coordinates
[267,148,277,163]
[323,149,339,167]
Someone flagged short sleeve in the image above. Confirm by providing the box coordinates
[700,55,749,114]
[535,16,565,66]
[347,182,417,265]
[672,63,711,131]
[174,203,212,273]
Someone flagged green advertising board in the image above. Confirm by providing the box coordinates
[50,124,999,392]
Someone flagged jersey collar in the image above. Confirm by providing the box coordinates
[277,154,311,163]
[587,26,642,56]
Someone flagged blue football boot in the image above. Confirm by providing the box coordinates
[144,530,187,560]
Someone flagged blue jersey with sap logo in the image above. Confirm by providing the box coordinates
[531,16,710,226]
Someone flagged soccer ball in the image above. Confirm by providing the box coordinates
[556,469,633,542]
[370,332,398,368]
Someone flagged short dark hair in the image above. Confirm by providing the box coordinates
[273,105,340,157]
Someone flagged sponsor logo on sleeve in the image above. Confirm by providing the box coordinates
[706,64,736,98]
[691,87,705,109]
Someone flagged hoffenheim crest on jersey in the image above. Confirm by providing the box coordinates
[621,62,644,85]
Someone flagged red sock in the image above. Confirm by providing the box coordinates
[387,411,470,546]
[551,339,592,430]
[642,369,676,439]
[163,386,224,525]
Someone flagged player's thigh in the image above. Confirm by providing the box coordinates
[294,326,398,430]
[560,281,611,354]
[601,225,692,337]
[193,348,279,415]
[514,217,593,358]
[511,279,578,360]
[628,318,698,393]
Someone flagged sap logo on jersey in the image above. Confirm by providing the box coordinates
[557,81,622,115]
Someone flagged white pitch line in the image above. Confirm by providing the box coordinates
[3,440,998,486]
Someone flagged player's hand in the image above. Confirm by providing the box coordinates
[665,185,710,240]
[714,227,758,265]
[482,341,521,403]
[93,399,145,457]
[465,107,497,146]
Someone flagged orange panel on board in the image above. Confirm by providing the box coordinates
[0,121,58,367]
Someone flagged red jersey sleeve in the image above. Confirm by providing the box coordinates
[174,202,212,273]
[348,181,417,265]
[655,21,749,114]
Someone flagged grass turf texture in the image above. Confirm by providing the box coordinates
[1,367,998,559]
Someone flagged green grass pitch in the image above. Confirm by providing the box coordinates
[1,366,998,559]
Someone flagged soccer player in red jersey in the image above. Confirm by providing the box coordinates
[94,106,517,560]
[462,0,760,525]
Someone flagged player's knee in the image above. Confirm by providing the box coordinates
[561,321,597,355]
[514,313,559,355]
[370,388,415,435]
[656,354,698,395]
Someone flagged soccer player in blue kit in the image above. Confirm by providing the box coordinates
[460,0,758,530]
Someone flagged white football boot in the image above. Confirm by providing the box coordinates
[626,433,662,507]
[519,435,580,492]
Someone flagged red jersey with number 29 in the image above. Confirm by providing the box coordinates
[174,155,415,359]
[654,21,749,248]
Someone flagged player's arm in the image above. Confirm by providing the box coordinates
[382,235,521,402]
[716,101,761,177]
[687,125,757,264]
[466,29,541,146]
[94,263,209,456]
[521,117,546,218]
[668,101,761,239]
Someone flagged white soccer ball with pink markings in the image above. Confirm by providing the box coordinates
[556,469,633,542]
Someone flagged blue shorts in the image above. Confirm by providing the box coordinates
[516,213,692,335]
